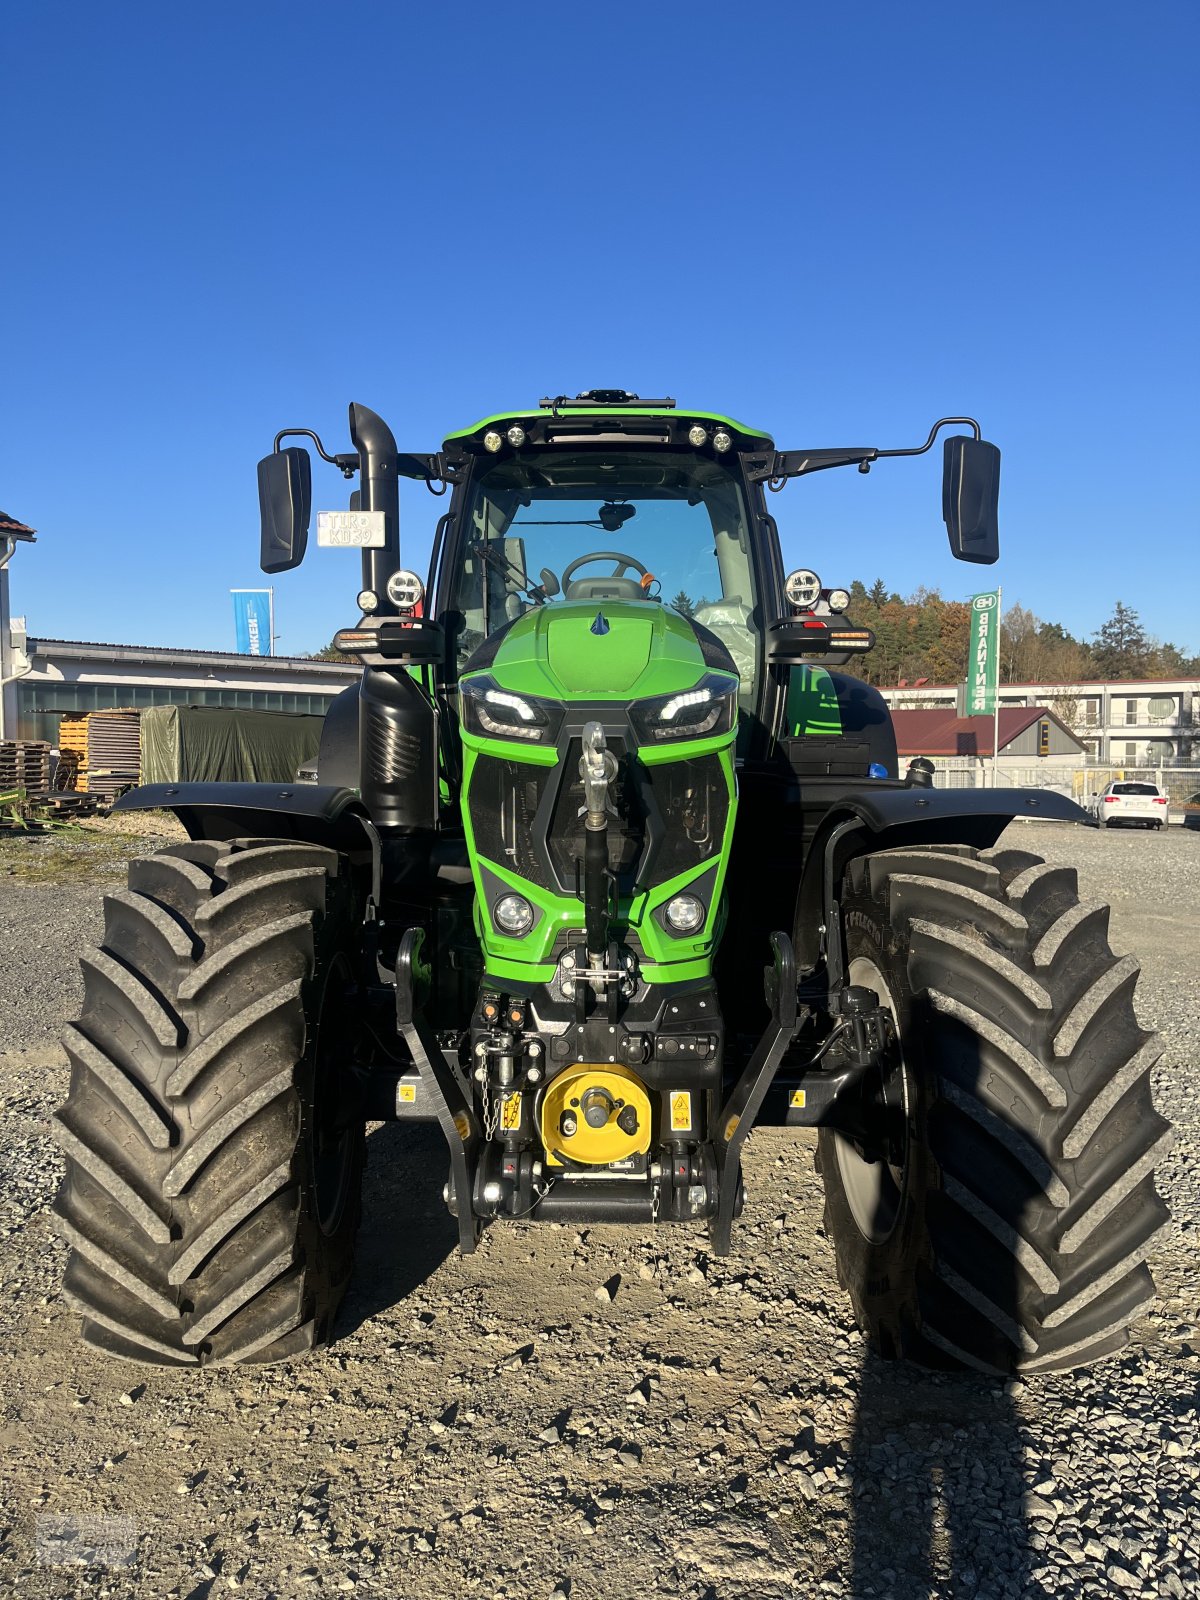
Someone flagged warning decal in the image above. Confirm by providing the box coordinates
[500,1094,522,1131]
[789,1089,807,1109]
[670,1092,693,1132]
[398,1083,418,1104]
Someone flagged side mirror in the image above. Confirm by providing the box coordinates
[943,436,1000,564]
[258,447,312,574]
[539,567,561,597]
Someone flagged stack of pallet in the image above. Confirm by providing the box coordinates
[85,710,141,800]
[0,739,52,798]
[57,712,90,792]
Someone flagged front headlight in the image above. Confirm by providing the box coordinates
[493,893,535,935]
[630,673,738,744]
[460,675,563,743]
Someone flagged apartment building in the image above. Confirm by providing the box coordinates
[881,676,1197,766]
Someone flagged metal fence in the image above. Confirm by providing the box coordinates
[931,762,1200,810]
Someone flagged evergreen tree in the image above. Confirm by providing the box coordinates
[868,578,889,607]
[308,637,344,661]
[671,590,696,618]
[1092,602,1150,679]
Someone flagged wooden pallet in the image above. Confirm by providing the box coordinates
[33,791,102,819]
[0,740,51,798]
[85,710,141,800]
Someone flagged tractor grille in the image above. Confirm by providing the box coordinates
[468,755,555,889]
[547,738,647,894]
[468,746,731,896]
[641,754,730,886]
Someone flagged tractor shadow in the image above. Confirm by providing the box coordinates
[335,1121,458,1336]
[842,998,1046,1597]
[846,1355,1038,1598]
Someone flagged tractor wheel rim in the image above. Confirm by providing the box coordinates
[312,954,355,1235]
[833,954,909,1245]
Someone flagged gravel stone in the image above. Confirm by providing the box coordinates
[0,820,1196,1599]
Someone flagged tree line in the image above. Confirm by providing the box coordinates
[836,584,1199,689]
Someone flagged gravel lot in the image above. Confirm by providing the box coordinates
[0,820,1196,1598]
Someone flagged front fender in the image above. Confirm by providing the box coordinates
[114,781,376,853]
[792,784,1087,967]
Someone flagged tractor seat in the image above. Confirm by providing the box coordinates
[564,575,648,601]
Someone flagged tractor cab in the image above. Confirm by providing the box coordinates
[435,405,770,721]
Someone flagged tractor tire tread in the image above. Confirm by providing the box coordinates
[54,838,361,1368]
[819,842,1171,1374]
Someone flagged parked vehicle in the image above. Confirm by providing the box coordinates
[1090,780,1171,829]
[53,392,1171,1377]
[1182,791,1200,830]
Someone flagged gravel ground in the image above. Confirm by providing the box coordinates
[0,820,1195,1599]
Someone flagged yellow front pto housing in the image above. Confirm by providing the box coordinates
[539,1064,653,1168]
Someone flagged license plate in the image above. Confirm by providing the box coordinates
[316,510,387,548]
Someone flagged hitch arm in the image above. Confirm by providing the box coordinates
[709,932,803,1255]
[395,927,481,1254]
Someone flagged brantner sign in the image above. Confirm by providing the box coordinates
[966,590,1000,715]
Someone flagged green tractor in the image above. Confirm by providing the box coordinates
[54,392,1171,1372]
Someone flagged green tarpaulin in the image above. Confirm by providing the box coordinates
[140,706,324,785]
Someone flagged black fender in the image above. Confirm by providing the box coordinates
[793,784,1087,968]
[114,781,378,855]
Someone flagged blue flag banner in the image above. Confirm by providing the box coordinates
[232,589,273,656]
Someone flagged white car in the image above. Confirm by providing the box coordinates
[1091,780,1170,830]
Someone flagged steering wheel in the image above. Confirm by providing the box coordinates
[561,550,651,601]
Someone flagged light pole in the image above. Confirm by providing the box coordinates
[0,516,37,743]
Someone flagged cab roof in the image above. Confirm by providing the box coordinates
[444,404,773,447]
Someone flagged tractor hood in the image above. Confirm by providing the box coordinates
[472,600,714,702]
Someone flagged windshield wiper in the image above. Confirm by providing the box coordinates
[469,541,552,603]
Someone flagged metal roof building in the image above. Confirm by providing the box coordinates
[890,705,1085,761]
[11,635,358,744]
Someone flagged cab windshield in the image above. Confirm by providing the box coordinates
[449,449,761,701]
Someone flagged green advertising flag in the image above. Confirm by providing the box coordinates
[966,590,1001,714]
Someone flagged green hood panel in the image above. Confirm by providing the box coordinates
[482,601,711,701]
[547,610,653,692]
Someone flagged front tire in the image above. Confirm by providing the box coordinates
[53,839,366,1366]
[817,844,1173,1373]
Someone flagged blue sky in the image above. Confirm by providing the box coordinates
[3,2,1197,657]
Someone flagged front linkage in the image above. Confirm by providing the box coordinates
[389,857,901,1259]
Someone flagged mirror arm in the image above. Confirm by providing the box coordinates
[760,416,983,488]
[874,416,982,457]
[272,427,358,479]
[398,451,461,490]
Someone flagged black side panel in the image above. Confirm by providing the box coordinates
[460,616,521,674]
[784,672,899,778]
[687,618,739,675]
[831,674,898,774]
[318,683,362,789]
[359,668,438,829]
